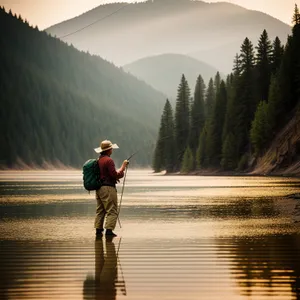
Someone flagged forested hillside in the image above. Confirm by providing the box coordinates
[153,6,300,175]
[46,0,291,73]
[0,8,165,168]
[123,54,219,100]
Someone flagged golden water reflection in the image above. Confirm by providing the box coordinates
[0,236,299,300]
[0,170,299,299]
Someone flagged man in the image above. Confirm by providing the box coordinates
[94,140,129,237]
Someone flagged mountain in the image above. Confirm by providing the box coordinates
[46,0,291,73]
[123,54,219,99]
[0,8,165,168]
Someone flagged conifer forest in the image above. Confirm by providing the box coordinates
[0,7,165,168]
[153,5,300,173]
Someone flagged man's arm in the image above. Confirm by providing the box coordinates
[107,159,128,179]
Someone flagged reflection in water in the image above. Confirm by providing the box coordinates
[1,171,300,299]
[221,234,300,299]
[83,238,126,300]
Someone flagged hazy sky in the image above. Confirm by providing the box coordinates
[1,0,299,29]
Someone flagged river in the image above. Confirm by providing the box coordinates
[0,170,299,300]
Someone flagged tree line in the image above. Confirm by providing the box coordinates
[0,7,165,168]
[153,5,300,173]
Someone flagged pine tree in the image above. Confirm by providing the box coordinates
[181,146,194,173]
[221,133,237,170]
[152,99,176,173]
[153,138,164,172]
[214,71,221,93]
[291,16,300,108]
[189,75,206,157]
[292,4,300,25]
[196,127,207,168]
[175,74,191,168]
[240,37,255,74]
[206,80,227,166]
[271,19,300,119]
[232,37,256,161]
[222,56,241,148]
[233,53,242,76]
[271,37,284,74]
[250,101,270,154]
[163,100,176,173]
[267,74,282,135]
[256,29,272,102]
[204,78,215,118]
[153,109,165,172]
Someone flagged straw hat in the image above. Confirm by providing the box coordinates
[94,140,119,153]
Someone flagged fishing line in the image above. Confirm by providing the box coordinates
[117,166,128,228]
[126,115,208,160]
[59,2,131,39]
[117,114,208,228]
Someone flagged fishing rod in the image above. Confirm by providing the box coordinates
[116,117,205,227]
[59,2,131,39]
[117,150,138,228]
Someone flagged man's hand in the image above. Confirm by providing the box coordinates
[121,160,129,171]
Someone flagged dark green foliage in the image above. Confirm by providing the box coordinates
[222,65,240,146]
[266,23,300,131]
[214,72,221,93]
[267,74,282,135]
[233,53,242,76]
[196,127,207,168]
[271,37,284,74]
[152,142,164,173]
[153,100,176,173]
[204,78,215,118]
[237,153,249,171]
[205,81,228,166]
[0,8,165,168]
[181,146,194,173]
[152,7,300,173]
[293,4,300,25]
[175,74,191,168]
[230,38,256,159]
[255,30,272,102]
[250,101,270,154]
[221,133,237,170]
[189,75,206,156]
[240,37,255,74]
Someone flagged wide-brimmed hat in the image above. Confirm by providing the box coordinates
[94,140,119,153]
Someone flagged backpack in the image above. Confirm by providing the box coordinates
[83,159,102,191]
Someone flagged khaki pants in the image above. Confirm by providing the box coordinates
[95,186,118,230]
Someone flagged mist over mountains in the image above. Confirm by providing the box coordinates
[123,53,220,99]
[46,0,291,73]
[0,8,165,168]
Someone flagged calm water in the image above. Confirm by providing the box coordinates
[0,170,299,300]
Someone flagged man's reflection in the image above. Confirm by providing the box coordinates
[83,237,126,300]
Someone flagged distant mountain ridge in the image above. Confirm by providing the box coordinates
[123,53,220,99]
[0,8,165,168]
[46,0,291,73]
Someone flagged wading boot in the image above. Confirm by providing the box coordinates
[105,229,117,237]
[96,228,103,237]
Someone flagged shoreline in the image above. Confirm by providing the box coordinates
[163,170,300,178]
[1,167,299,178]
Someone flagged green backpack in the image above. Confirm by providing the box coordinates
[83,159,102,191]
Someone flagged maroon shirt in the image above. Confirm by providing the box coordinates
[98,155,124,187]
